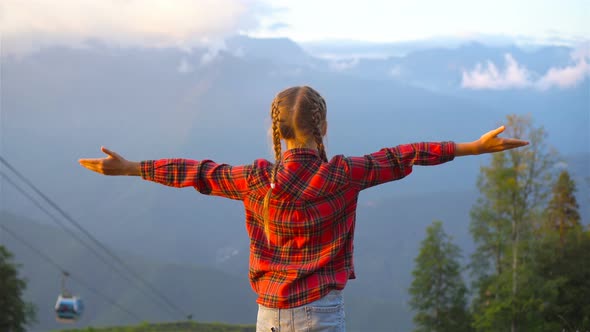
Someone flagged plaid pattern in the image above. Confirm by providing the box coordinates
[140,142,456,308]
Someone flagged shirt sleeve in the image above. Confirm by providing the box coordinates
[140,158,252,200]
[347,141,456,191]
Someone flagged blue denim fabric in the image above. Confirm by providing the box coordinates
[256,290,345,332]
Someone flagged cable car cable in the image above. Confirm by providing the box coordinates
[0,171,169,314]
[0,222,143,321]
[0,169,182,319]
[0,157,189,319]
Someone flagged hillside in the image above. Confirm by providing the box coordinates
[2,211,418,332]
[0,212,257,331]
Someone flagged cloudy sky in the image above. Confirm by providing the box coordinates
[2,0,588,54]
[253,0,589,43]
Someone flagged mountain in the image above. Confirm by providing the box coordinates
[225,35,315,66]
[300,35,582,59]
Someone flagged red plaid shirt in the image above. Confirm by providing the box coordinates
[140,142,456,308]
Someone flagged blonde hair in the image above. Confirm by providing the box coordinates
[262,86,328,242]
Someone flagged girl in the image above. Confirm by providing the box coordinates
[79,86,528,331]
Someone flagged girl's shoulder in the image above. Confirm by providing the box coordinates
[251,158,273,169]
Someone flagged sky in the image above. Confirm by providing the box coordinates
[252,0,589,43]
[2,0,588,55]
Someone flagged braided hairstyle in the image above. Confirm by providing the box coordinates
[262,86,328,243]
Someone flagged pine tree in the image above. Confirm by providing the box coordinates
[469,114,555,332]
[0,245,36,332]
[409,221,471,332]
[544,170,581,247]
[528,170,589,331]
[529,228,590,331]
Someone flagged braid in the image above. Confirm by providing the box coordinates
[271,100,282,177]
[263,99,282,243]
[312,111,328,162]
[308,89,328,162]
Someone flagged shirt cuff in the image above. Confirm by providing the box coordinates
[140,160,155,181]
[442,141,456,162]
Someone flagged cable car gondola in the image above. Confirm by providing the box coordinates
[55,271,84,323]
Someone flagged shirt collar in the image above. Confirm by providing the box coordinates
[282,148,320,162]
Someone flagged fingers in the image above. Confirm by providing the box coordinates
[78,158,105,173]
[502,138,529,148]
[504,138,528,145]
[491,137,529,152]
[486,126,529,149]
[78,146,119,174]
[480,126,505,142]
[101,146,122,160]
[490,125,505,137]
[478,126,530,154]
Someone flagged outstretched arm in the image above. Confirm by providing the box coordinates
[455,126,528,156]
[348,125,528,190]
[79,147,252,200]
[79,147,140,176]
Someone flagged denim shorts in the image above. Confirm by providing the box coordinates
[256,290,345,332]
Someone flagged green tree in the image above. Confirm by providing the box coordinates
[544,170,581,247]
[532,229,590,331]
[528,170,589,331]
[0,245,36,332]
[469,114,555,332]
[409,220,471,332]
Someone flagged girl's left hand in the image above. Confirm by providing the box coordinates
[476,126,529,154]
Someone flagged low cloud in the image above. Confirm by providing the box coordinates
[536,60,589,90]
[461,54,531,89]
[330,58,359,72]
[3,0,270,55]
[177,58,194,74]
[390,65,403,77]
[536,46,590,90]
[199,40,227,66]
[462,46,590,90]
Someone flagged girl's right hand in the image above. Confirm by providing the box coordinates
[78,147,141,176]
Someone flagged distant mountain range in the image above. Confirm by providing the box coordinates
[1,35,588,331]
